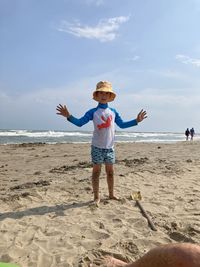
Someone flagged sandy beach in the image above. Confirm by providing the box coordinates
[0,141,200,267]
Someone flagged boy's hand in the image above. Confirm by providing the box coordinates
[136,109,147,123]
[56,104,71,118]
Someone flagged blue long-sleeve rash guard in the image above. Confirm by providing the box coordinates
[67,103,138,149]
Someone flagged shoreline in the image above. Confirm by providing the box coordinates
[1,130,198,145]
[0,142,200,266]
[1,139,199,146]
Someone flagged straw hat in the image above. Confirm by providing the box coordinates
[93,81,116,102]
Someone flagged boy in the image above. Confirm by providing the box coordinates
[56,81,147,205]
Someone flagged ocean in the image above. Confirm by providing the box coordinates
[0,129,198,145]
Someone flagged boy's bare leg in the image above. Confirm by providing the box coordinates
[101,256,129,267]
[99,243,200,267]
[105,164,118,200]
[92,164,101,204]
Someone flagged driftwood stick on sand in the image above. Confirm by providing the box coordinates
[135,199,157,231]
[131,191,157,231]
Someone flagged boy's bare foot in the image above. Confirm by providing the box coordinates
[89,199,100,209]
[94,198,100,206]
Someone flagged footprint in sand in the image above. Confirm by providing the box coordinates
[187,225,200,235]
[0,254,13,262]
[118,240,139,254]
[112,218,123,228]
[79,249,130,267]
[81,229,110,240]
[169,231,195,243]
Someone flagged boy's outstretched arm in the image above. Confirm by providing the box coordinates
[56,104,71,118]
[136,109,147,123]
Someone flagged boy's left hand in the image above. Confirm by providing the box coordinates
[136,109,147,123]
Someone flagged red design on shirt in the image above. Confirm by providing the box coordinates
[97,115,112,129]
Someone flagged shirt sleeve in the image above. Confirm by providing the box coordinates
[114,109,138,129]
[67,108,95,127]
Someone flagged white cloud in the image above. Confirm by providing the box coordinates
[119,87,200,107]
[0,91,10,102]
[57,16,130,42]
[176,54,200,67]
[85,0,104,6]
[127,55,140,62]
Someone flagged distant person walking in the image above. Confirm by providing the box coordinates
[190,127,195,141]
[185,128,190,141]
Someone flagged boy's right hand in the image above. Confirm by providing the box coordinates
[56,104,71,118]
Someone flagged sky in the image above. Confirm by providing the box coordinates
[0,0,200,132]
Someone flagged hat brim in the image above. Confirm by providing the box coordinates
[93,88,116,102]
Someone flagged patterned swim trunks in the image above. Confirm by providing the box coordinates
[91,145,115,164]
